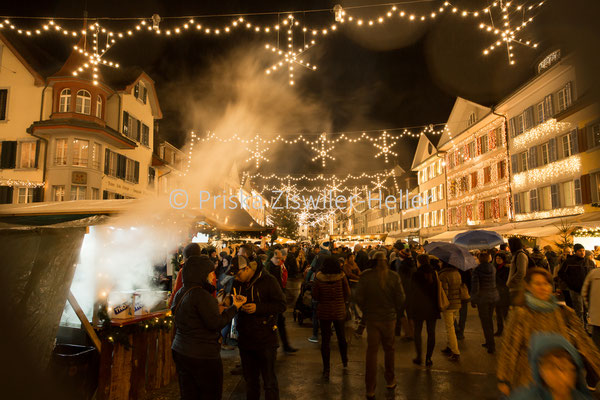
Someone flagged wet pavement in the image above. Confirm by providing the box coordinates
[146,278,502,400]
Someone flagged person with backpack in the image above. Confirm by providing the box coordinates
[171,255,247,399]
[557,244,596,321]
[531,246,550,271]
[507,237,531,306]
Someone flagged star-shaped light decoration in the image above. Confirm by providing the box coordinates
[245,134,269,169]
[371,175,386,192]
[281,179,297,196]
[327,177,342,197]
[264,15,319,85]
[311,133,335,167]
[479,0,544,65]
[373,131,398,163]
[71,22,121,85]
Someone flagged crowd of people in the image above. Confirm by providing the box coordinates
[168,237,600,400]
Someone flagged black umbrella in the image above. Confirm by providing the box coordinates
[423,242,478,271]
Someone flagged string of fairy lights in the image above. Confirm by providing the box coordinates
[197,125,447,168]
[0,0,549,88]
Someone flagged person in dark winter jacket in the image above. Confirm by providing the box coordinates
[494,252,510,336]
[408,254,440,367]
[284,246,299,277]
[508,333,594,400]
[312,256,351,379]
[455,268,471,341]
[556,243,596,321]
[356,252,405,399]
[354,244,370,272]
[393,241,417,339]
[471,251,500,354]
[232,257,287,400]
[171,255,247,400]
[438,262,462,361]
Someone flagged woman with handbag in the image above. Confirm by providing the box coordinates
[408,254,441,367]
[470,251,499,354]
[497,268,600,397]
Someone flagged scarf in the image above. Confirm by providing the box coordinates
[525,292,559,313]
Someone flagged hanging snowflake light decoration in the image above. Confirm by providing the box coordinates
[373,131,398,163]
[311,133,335,167]
[245,134,269,169]
[264,15,319,85]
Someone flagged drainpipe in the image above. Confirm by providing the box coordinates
[492,107,514,223]
[28,82,50,199]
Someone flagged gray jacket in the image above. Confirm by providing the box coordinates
[507,251,528,293]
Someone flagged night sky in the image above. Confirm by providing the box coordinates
[2,0,599,175]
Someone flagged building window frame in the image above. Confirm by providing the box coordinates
[59,88,71,113]
[75,90,91,115]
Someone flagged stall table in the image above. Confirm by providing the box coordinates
[96,311,176,400]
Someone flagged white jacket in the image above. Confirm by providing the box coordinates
[582,267,600,326]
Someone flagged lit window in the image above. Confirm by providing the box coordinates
[541,142,549,165]
[76,90,91,114]
[17,187,33,204]
[561,134,573,158]
[91,143,101,169]
[53,185,65,202]
[562,181,575,207]
[96,95,102,118]
[59,88,71,112]
[19,142,36,168]
[55,139,68,165]
[91,188,100,200]
[70,185,86,200]
[72,139,89,167]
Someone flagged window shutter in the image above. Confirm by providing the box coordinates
[528,146,538,169]
[117,154,126,179]
[509,118,516,138]
[33,187,43,202]
[514,194,521,214]
[34,140,40,168]
[136,119,141,142]
[142,87,148,104]
[511,154,518,174]
[104,148,110,174]
[544,94,554,118]
[574,178,582,204]
[551,184,560,208]
[0,141,17,169]
[0,186,13,204]
[565,82,572,107]
[122,111,129,135]
[524,107,534,131]
[577,128,588,152]
[134,161,139,184]
[570,129,579,154]
[591,174,599,203]
[530,189,538,212]
[581,174,592,204]
[548,138,557,162]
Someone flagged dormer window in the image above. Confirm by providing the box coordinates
[59,88,71,112]
[134,81,147,104]
[76,90,91,114]
[96,95,102,118]
[468,112,477,127]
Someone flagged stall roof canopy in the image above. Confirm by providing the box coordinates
[0,199,265,231]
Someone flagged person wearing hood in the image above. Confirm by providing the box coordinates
[232,256,287,400]
[509,333,594,400]
[497,268,600,396]
[168,243,202,308]
[312,256,351,380]
[471,251,499,354]
[354,244,370,272]
[171,255,247,399]
[507,237,529,306]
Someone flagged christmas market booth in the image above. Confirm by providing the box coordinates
[0,198,265,399]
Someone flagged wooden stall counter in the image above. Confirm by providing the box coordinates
[96,310,176,400]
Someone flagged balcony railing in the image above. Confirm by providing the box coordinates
[72,158,89,167]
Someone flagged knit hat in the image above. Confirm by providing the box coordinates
[183,243,201,259]
[574,244,585,252]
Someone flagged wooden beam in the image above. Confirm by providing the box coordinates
[67,290,102,351]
